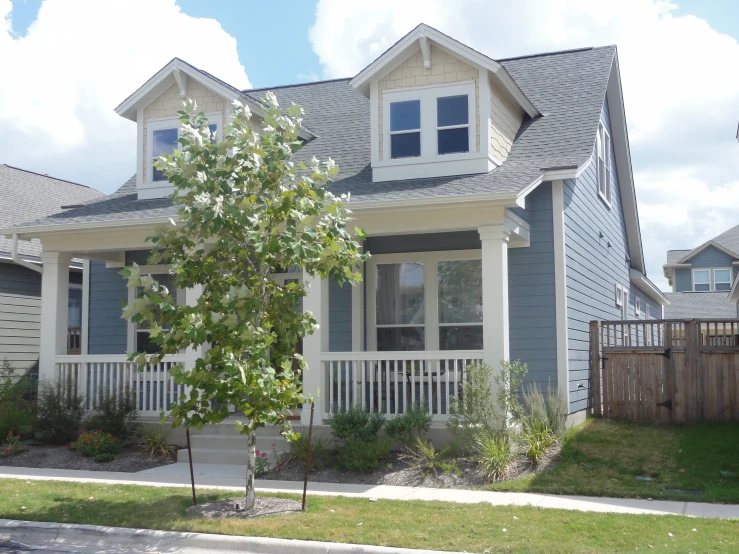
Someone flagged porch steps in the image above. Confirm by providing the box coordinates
[176,422,291,465]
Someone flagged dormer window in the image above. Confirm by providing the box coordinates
[146,116,221,184]
[596,122,612,206]
[382,81,476,165]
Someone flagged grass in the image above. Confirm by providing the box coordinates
[486,418,739,503]
[0,479,738,553]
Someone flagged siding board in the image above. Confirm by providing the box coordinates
[88,260,128,355]
[0,262,41,372]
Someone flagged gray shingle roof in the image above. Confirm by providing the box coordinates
[0,165,104,259]
[664,292,737,319]
[666,250,691,264]
[709,224,739,257]
[5,45,616,230]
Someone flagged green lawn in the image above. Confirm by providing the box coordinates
[487,419,739,503]
[0,479,737,553]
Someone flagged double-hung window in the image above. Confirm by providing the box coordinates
[714,268,732,291]
[436,95,469,155]
[437,259,482,349]
[389,101,421,159]
[693,269,711,292]
[147,117,220,183]
[375,262,425,350]
[596,122,612,205]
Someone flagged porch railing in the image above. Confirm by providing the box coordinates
[55,354,186,416]
[66,327,82,354]
[321,350,484,421]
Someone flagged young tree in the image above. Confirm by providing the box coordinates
[122,94,366,508]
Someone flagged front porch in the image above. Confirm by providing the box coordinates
[38,202,530,426]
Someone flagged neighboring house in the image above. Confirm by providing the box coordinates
[0,24,666,450]
[0,164,103,374]
[663,224,739,319]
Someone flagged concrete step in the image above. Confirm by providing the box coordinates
[188,433,287,451]
[177,433,290,465]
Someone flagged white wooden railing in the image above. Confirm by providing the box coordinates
[55,355,186,416]
[321,350,484,421]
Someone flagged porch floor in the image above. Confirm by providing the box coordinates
[0,466,736,519]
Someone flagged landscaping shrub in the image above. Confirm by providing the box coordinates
[385,403,432,445]
[36,378,85,444]
[544,382,568,438]
[522,383,548,426]
[493,359,528,425]
[400,437,460,477]
[330,406,385,443]
[0,359,36,439]
[520,417,555,466]
[70,430,120,462]
[137,424,176,460]
[446,362,498,452]
[254,449,270,477]
[0,431,23,458]
[289,432,333,471]
[335,437,391,473]
[85,385,139,441]
[474,431,514,482]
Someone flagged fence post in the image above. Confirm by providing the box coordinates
[685,320,700,424]
[590,320,602,417]
[663,323,675,423]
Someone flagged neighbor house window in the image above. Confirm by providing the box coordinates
[437,259,482,349]
[147,117,220,184]
[714,268,732,291]
[693,269,711,292]
[634,296,642,319]
[135,272,181,354]
[597,122,612,205]
[375,262,425,350]
[389,100,421,159]
[615,283,624,307]
[621,288,629,320]
[436,95,469,155]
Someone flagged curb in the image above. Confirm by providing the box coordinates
[0,519,462,554]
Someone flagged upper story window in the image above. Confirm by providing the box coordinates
[147,117,220,184]
[596,122,612,206]
[383,81,476,164]
[693,267,732,292]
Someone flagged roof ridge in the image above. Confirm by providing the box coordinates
[498,45,605,62]
[243,77,352,94]
[1,164,93,189]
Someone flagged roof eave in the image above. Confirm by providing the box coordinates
[630,268,670,306]
[677,240,739,264]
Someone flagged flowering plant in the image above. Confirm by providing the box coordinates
[254,448,271,477]
[70,430,120,462]
[0,431,22,458]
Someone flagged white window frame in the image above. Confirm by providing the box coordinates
[381,81,477,167]
[366,250,482,352]
[146,112,223,184]
[692,268,712,292]
[436,94,470,156]
[596,121,612,207]
[713,268,733,291]
[126,265,185,353]
[621,288,629,320]
[634,296,642,319]
[615,283,624,307]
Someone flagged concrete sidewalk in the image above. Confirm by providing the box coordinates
[1,464,738,519]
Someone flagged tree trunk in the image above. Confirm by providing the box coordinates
[245,431,256,510]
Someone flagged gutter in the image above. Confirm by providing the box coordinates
[629,268,669,306]
[11,234,42,274]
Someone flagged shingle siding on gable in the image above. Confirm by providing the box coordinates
[0,261,41,372]
[508,183,558,388]
[564,96,632,413]
[88,260,128,355]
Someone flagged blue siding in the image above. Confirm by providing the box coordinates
[364,231,480,255]
[689,246,737,268]
[564,96,632,413]
[88,260,128,355]
[675,268,692,292]
[509,183,557,389]
[329,279,352,352]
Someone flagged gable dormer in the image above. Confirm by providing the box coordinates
[350,24,538,183]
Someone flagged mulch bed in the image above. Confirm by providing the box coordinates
[261,443,562,489]
[188,496,302,519]
[0,440,175,473]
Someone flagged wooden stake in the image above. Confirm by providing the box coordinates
[302,401,315,511]
[186,428,197,506]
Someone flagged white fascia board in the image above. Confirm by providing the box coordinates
[349,23,539,117]
[728,274,739,302]
[0,216,174,240]
[629,268,670,306]
[607,51,645,275]
[677,240,739,264]
[349,191,521,213]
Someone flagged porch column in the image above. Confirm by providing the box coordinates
[184,285,203,370]
[301,271,328,425]
[478,225,510,372]
[39,251,73,384]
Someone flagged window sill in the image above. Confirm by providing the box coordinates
[372,154,496,183]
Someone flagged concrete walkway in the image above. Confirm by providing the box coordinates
[1,464,738,519]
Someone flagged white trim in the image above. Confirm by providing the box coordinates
[691,266,733,292]
[81,259,90,355]
[373,156,494,182]
[628,269,668,306]
[419,35,431,68]
[634,295,642,319]
[692,268,711,292]
[596,122,612,208]
[370,80,379,164]
[478,69,491,162]
[366,250,482,352]
[136,107,144,188]
[615,283,624,307]
[551,180,569,400]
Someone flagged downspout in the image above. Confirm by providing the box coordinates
[11,234,42,274]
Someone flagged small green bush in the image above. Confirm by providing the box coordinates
[336,437,391,473]
[137,424,176,460]
[289,432,333,471]
[0,359,36,438]
[544,382,568,438]
[520,418,555,466]
[446,362,498,452]
[85,386,139,441]
[385,403,432,445]
[474,432,514,482]
[400,437,460,477]
[330,406,385,443]
[0,431,23,458]
[36,378,85,444]
[71,430,120,462]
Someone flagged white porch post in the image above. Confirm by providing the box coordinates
[302,271,328,424]
[184,285,204,370]
[39,251,72,384]
[478,225,510,376]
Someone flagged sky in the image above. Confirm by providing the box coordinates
[2,0,739,291]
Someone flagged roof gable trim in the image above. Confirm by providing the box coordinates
[677,240,739,264]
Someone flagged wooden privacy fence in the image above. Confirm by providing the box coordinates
[590,319,739,424]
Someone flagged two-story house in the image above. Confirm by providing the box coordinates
[0,164,103,376]
[0,24,666,459]
[663,224,739,318]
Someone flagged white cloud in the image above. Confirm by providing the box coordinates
[0,0,250,193]
[310,0,739,290]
